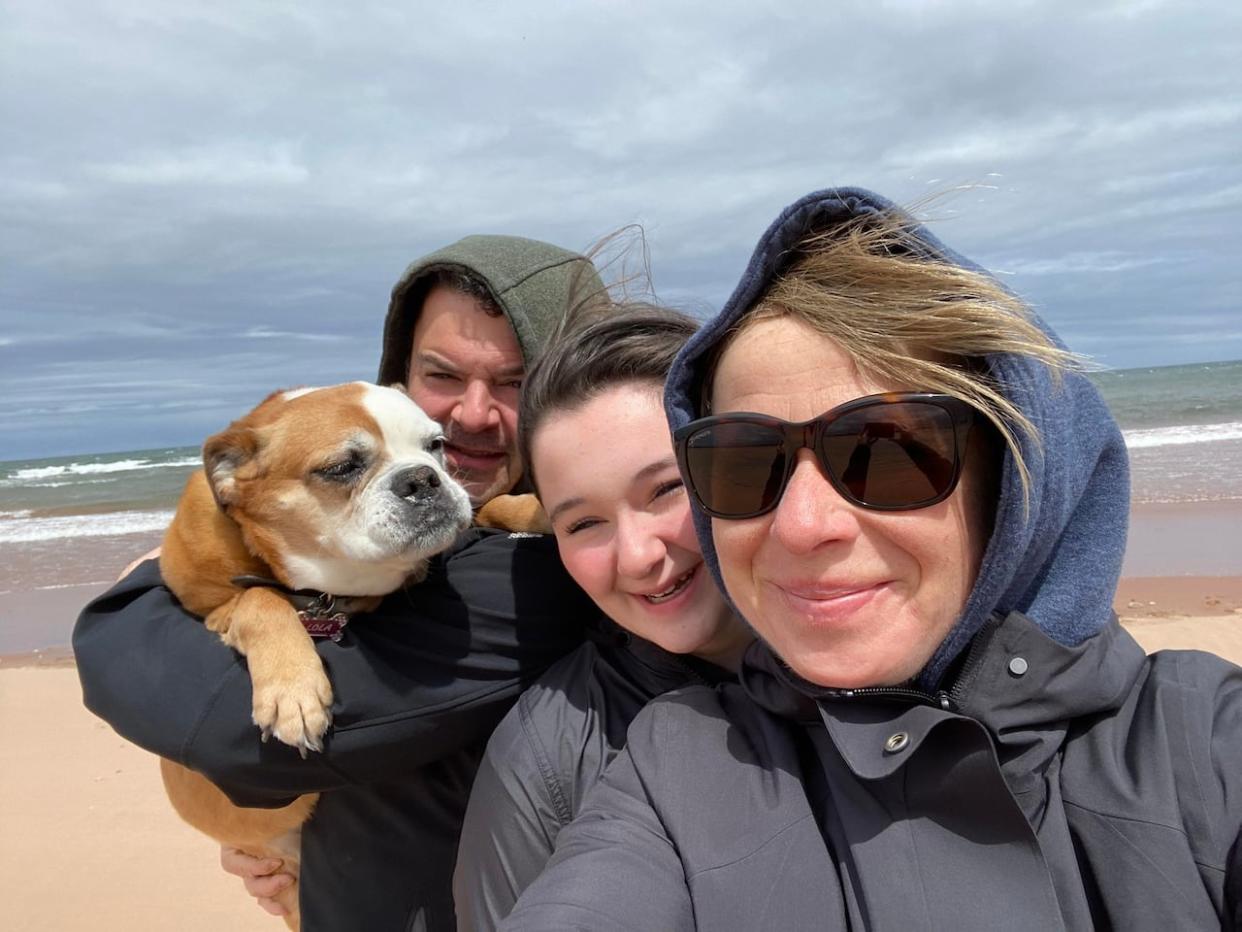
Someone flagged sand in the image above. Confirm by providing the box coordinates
[0,668,271,932]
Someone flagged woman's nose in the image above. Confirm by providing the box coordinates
[615,512,667,579]
[769,450,862,554]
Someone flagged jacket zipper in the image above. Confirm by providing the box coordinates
[818,686,955,710]
[945,619,997,708]
[819,618,998,710]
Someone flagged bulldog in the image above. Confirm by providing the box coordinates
[158,381,472,929]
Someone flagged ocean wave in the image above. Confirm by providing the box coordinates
[0,509,34,520]
[8,479,116,490]
[1131,491,1242,504]
[0,580,113,596]
[0,509,173,544]
[5,457,200,482]
[1123,421,1242,449]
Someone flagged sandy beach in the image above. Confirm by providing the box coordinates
[1,504,1240,930]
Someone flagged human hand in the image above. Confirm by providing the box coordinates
[219,845,298,917]
[117,546,161,581]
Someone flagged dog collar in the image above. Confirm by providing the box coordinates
[230,575,370,642]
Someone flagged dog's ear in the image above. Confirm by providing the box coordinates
[202,427,258,509]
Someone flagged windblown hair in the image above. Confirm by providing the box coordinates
[519,303,698,494]
[713,210,1082,498]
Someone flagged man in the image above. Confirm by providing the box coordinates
[74,235,605,930]
[377,235,600,505]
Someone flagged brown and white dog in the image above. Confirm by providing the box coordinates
[158,381,472,929]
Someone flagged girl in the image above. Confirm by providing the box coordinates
[451,305,752,929]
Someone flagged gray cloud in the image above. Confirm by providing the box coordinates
[2,0,1240,458]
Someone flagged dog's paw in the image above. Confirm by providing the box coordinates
[251,663,334,757]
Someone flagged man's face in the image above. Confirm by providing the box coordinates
[405,284,524,506]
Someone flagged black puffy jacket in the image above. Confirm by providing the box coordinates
[74,528,597,931]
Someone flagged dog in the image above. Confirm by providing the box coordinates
[158,381,473,929]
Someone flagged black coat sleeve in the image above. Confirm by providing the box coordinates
[72,529,593,806]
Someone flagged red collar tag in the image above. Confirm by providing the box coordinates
[299,610,350,642]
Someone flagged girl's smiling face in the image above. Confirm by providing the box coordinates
[533,381,750,669]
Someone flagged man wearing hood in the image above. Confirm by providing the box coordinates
[377,235,601,506]
[503,189,1242,929]
[74,235,605,930]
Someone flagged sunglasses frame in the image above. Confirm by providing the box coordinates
[673,392,978,519]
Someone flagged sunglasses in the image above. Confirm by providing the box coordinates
[673,392,978,519]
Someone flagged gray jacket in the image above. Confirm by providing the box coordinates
[504,610,1242,929]
[454,627,730,930]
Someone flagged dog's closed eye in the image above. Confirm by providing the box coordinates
[314,451,368,483]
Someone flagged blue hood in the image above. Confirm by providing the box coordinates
[664,187,1130,688]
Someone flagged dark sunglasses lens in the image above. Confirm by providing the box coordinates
[684,421,787,516]
[820,402,960,508]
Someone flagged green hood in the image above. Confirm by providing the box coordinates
[377,235,605,385]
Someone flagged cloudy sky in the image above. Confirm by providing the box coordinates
[3,0,1240,459]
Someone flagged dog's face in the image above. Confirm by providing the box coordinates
[203,382,472,595]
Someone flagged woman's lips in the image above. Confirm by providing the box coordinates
[772,581,887,624]
[632,564,701,610]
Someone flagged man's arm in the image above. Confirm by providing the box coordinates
[73,529,593,805]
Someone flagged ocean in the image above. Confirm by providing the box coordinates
[0,447,198,595]
[1091,359,1242,506]
[1,359,1240,596]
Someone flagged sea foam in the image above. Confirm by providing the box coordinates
[0,509,174,544]
[7,457,200,482]
[1123,421,1242,450]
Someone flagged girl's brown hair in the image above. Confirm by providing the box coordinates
[518,304,698,494]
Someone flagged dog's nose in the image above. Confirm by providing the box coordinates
[393,465,441,500]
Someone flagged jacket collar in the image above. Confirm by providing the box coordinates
[588,618,734,698]
[740,611,1147,783]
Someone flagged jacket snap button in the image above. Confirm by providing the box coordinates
[884,732,910,753]
[1008,657,1029,677]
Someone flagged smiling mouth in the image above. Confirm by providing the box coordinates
[776,581,887,623]
[448,443,503,455]
[643,566,697,604]
[445,445,505,469]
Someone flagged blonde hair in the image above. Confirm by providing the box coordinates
[715,210,1082,499]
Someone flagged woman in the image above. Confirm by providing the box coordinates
[502,188,1242,929]
[452,306,753,928]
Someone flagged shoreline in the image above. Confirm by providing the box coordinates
[0,498,1237,659]
[1124,499,1242,577]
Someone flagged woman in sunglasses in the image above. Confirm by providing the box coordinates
[503,189,1242,929]
[453,306,753,928]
